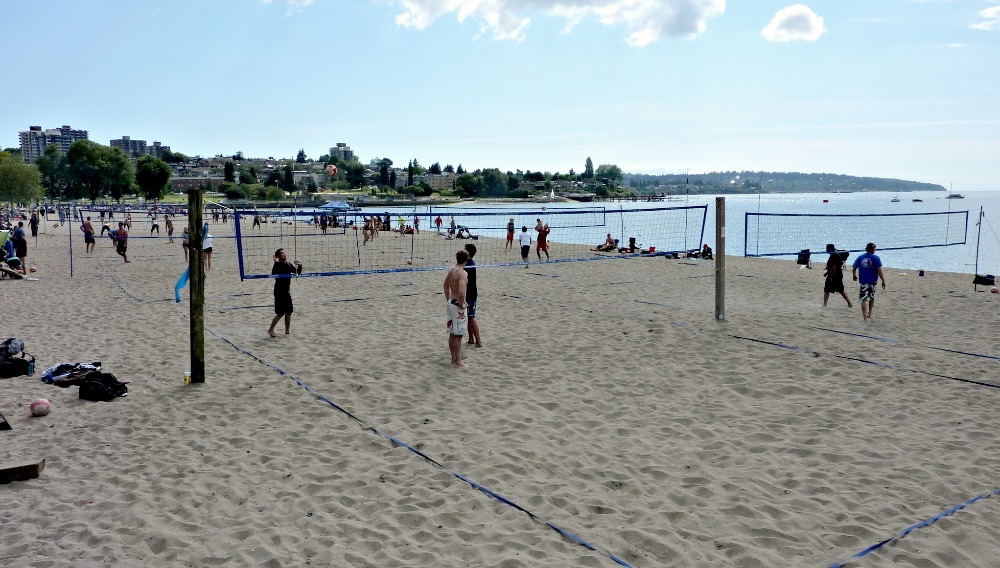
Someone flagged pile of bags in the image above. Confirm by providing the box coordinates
[0,338,34,379]
[41,362,128,402]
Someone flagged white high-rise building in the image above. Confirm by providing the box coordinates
[329,142,354,162]
[18,125,89,163]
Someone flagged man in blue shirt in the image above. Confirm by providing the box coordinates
[852,242,886,321]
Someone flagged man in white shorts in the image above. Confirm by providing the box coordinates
[443,249,469,367]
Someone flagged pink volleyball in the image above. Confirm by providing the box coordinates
[30,398,51,416]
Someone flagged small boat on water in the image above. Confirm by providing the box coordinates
[912,198,923,202]
[891,196,901,202]
[946,193,965,199]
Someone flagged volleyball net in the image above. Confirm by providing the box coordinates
[77,205,239,240]
[744,211,969,257]
[234,205,708,279]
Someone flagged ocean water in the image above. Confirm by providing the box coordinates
[356,191,999,275]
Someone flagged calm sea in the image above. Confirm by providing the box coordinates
[358,191,999,275]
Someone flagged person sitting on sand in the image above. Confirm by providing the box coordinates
[592,233,617,252]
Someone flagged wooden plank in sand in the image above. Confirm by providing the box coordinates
[0,458,45,484]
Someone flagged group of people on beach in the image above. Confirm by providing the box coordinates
[823,242,886,320]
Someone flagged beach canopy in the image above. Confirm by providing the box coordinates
[318,200,350,211]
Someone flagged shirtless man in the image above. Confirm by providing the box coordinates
[443,249,470,368]
[81,216,96,254]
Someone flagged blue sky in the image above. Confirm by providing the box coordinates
[2,1,998,190]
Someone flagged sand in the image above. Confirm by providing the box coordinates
[2,218,999,567]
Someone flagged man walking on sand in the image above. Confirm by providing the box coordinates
[115,222,130,263]
[464,243,481,347]
[268,248,302,337]
[444,249,469,367]
[823,243,852,308]
[852,242,886,320]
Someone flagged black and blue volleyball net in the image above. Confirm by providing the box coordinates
[744,211,969,257]
[234,205,708,279]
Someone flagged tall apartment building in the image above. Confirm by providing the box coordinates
[110,136,147,157]
[18,125,89,163]
[147,141,171,159]
[329,142,354,163]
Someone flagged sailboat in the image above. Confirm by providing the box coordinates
[890,196,901,202]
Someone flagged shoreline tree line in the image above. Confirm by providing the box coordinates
[1,142,947,204]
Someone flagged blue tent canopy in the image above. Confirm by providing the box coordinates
[318,200,351,211]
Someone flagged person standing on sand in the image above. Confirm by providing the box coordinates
[115,222,130,263]
[518,226,531,266]
[181,227,190,262]
[823,244,852,308]
[464,243,481,348]
[444,249,469,367]
[202,228,214,272]
[165,216,174,243]
[506,217,515,249]
[268,248,302,337]
[852,242,886,320]
[413,214,420,234]
[536,223,550,261]
[435,215,443,233]
[81,216,96,254]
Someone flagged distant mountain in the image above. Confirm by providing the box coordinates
[625,171,946,195]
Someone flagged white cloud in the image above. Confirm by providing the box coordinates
[393,0,726,46]
[761,4,825,42]
[971,5,1000,30]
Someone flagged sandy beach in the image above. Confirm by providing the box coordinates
[2,219,998,567]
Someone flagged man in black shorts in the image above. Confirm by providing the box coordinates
[822,243,852,307]
[115,222,130,263]
[464,243,481,347]
[268,248,302,337]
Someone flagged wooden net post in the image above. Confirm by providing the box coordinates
[188,190,205,383]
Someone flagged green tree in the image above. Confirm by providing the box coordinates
[389,170,397,188]
[407,160,414,186]
[35,144,70,199]
[428,162,442,175]
[506,174,521,194]
[66,140,135,202]
[282,163,294,192]
[596,164,623,184]
[265,170,281,187]
[105,148,135,201]
[345,161,366,189]
[264,186,285,200]
[455,173,482,197]
[379,162,389,186]
[224,160,236,183]
[135,156,172,201]
[456,164,465,175]
[238,169,257,185]
[480,168,505,197]
[296,149,307,163]
[0,151,42,203]
[584,157,594,179]
[443,164,454,173]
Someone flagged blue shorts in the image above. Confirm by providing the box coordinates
[467,300,477,319]
[859,283,876,302]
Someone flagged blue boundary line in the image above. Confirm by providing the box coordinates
[806,326,900,343]
[205,327,636,568]
[828,487,1000,568]
[728,335,1000,390]
[101,263,636,566]
[926,346,1000,361]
